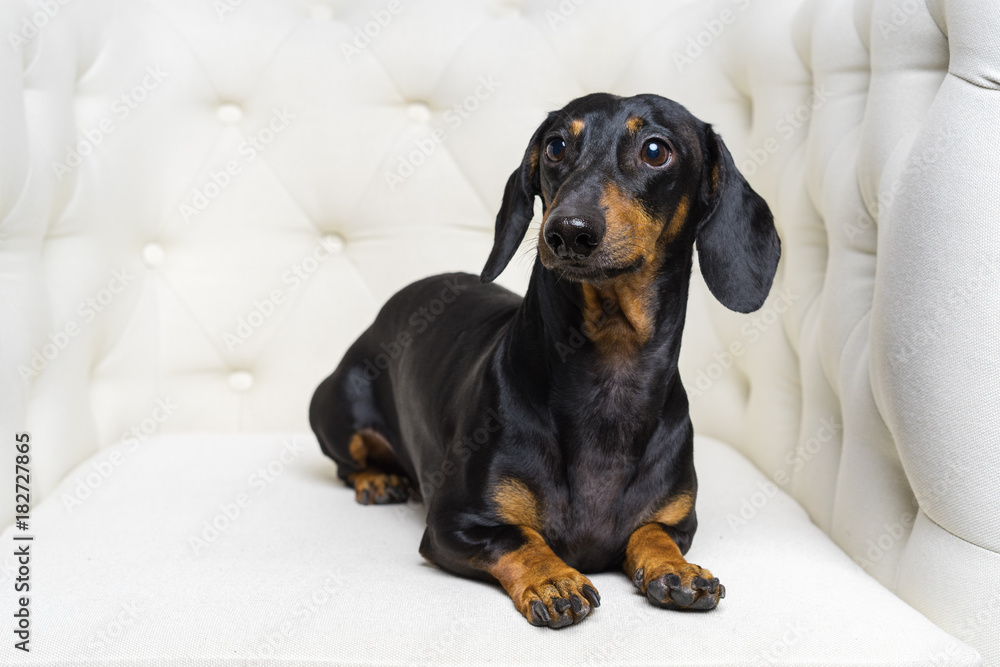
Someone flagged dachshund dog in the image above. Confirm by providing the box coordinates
[310,93,780,628]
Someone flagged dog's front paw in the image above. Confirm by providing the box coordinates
[514,572,601,629]
[347,470,411,505]
[632,562,724,611]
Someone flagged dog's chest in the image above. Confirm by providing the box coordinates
[541,432,647,571]
[538,369,664,569]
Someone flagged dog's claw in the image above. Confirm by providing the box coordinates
[669,586,696,607]
[583,585,601,608]
[530,599,550,626]
[647,577,667,602]
[550,610,574,628]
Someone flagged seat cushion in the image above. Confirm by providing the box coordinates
[0,434,980,666]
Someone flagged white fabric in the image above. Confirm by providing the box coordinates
[0,0,998,663]
[0,434,980,666]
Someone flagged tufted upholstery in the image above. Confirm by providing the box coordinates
[1,0,998,663]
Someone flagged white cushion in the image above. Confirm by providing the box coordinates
[2,0,999,662]
[0,433,978,666]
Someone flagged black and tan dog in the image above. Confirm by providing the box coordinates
[310,93,779,628]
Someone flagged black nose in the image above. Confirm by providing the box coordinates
[544,217,601,260]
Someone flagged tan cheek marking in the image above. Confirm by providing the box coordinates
[652,491,694,526]
[663,195,690,243]
[626,116,644,134]
[600,183,659,257]
[569,119,585,136]
[578,184,661,356]
[493,479,543,532]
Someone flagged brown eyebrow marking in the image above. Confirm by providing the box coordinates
[626,116,644,133]
[569,119,585,136]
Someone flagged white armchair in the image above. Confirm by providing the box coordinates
[1,0,997,664]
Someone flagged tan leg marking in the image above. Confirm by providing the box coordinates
[486,528,600,628]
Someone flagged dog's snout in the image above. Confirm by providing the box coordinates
[544,217,602,261]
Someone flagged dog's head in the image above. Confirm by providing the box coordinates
[481,93,780,314]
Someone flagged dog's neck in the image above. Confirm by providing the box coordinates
[504,255,693,427]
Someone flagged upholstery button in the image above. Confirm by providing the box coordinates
[321,233,345,253]
[228,371,254,392]
[216,103,243,124]
[310,4,333,20]
[407,102,432,123]
[142,243,165,267]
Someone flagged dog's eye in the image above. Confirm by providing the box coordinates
[545,138,566,162]
[641,139,670,167]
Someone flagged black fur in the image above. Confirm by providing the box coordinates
[310,93,779,616]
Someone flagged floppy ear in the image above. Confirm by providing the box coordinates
[695,126,781,313]
[480,123,546,283]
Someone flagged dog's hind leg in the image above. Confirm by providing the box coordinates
[342,429,412,505]
[310,357,413,505]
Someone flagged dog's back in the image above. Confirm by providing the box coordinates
[309,272,519,496]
